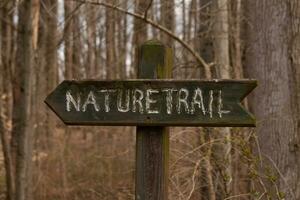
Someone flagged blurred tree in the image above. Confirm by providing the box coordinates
[160,0,174,45]
[105,1,116,79]
[44,0,58,149]
[12,0,37,198]
[245,0,300,199]
[212,0,232,197]
[132,0,149,78]
[64,1,74,80]
[0,1,15,199]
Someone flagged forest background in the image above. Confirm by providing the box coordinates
[0,0,299,199]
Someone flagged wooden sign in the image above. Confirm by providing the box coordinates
[45,79,256,127]
[45,40,257,200]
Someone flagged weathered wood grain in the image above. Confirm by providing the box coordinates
[135,40,170,200]
[45,79,257,127]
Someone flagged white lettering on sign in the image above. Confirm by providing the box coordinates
[99,89,116,112]
[190,88,205,115]
[177,88,190,114]
[82,91,99,112]
[217,90,230,117]
[132,89,144,113]
[66,90,81,111]
[146,89,159,114]
[117,89,130,112]
[208,90,213,118]
[65,88,231,118]
[162,89,177,114]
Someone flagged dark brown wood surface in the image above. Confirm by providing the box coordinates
[45,79,257,127]
[135,40,170,200]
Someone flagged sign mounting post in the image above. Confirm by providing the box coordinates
[45,40,257,200]
[135,40,171,200]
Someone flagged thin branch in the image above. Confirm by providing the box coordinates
[70,0,212,79]
[262,153,297,200]
[144,0,153,19]
[171,138,224,168]
[62,2,83,29]
[187,160,200,200]
[224,193,251,200]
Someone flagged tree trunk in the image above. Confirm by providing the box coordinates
[44,0,58,149]
[160,0,174,45]
[72,4,82,79]
[64,1,74,80]
[105,1,116,79]
[231,0,243,79]
[27,1,40,199]
[197,0,213,79]
[213,0,231,79]
[245,1,300,199]
[132,0,149,78]
[0,107,14,200]
[13,0,35,199]
[213,0,232,197]
[0,40,14,200]
[115,0,127,79]
[0,2,15,199]
[196,1,215,198]
[86,4,97,79]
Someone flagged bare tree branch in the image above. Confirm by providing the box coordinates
[70,0,212,79]
[144,0,153,19]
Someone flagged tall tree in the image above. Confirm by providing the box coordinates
[245,0,300,199]
[0,0,14,115]
[230,0,243,79]
[196,1,216,199]
[213,0,230,79]
[213,0,233,197]
[105,1,116,79]
[72,3,82,79]
[132,0,149,78]
[44,0,58,148]
[115,0,127,79]
[0,1,15,199]
[160,0,174,45]
[86,4,97,79]
[228,0,252,197]
[64,1,74,80]
[12,0,36,198]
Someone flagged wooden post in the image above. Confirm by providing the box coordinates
[136,40,172,200]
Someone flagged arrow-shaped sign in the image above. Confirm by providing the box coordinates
[45,79,257,127]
